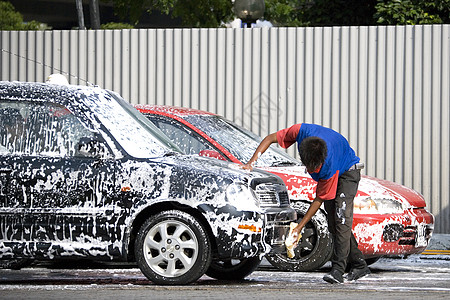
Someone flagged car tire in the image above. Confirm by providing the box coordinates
[0,258,33,270]
[265,201,332,271]
[135,210,212,285]
[206,256,262,280]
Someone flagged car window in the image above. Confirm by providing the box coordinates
[183,115,301,167]
[147,115,218,156]
[87,91,181,158]
[0,101,96,157]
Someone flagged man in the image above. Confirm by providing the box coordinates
[242,123,370,284]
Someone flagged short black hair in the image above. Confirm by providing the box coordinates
[299,136,327,171]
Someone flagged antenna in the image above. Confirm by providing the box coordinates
[1,48,96,86]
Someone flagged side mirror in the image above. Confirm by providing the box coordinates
[199,149,227,161]
[77,136,106,158]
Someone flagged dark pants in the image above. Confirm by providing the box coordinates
[323,169,367,274]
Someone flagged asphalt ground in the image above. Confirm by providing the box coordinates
[0,234,448,299]
[1,254,449,300]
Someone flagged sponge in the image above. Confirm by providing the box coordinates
[285,222,302,258]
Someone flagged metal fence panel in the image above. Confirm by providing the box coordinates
[1,25,449,233]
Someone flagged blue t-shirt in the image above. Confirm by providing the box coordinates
[296,123,360,181]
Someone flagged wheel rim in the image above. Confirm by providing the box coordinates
[293,225,319,259]
[143,219,199,277]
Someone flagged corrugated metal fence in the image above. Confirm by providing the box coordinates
[1,25,449,233]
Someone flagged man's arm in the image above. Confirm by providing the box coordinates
[241,132,278,170]
[290,197,325,243]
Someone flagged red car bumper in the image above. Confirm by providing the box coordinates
[353,208,434,257]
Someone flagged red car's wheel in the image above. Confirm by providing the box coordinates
[266,201,332,271]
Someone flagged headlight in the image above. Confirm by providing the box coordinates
[354,197,404,214]
[226,183,260,210]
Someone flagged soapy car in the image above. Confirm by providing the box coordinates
[137,105,435,271]
[0,81,296,284]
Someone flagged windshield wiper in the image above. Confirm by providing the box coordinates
[271,161,299,167]
[163,151,180,157]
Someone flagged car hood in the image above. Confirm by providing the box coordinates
[258,166,426,209]
[165,154,283,183]
[116,155,287,216]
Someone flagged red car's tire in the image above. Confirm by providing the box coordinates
[266,201,332,271]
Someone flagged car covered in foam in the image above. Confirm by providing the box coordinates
[137,105,435,271]
[0,81,296,284]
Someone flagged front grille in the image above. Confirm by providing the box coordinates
[382,224,433,246]
[383,223,405,242]
[254,183,290,207]
[398,226,416,245]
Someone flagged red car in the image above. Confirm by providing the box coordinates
[136,105,435,271]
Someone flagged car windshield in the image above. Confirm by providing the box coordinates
[82,89,181,158]
[183,114,301,167]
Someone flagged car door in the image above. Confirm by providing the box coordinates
[0,100,118,256]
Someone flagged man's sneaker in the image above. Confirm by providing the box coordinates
[323,269,344,284]
[347,266,371,281]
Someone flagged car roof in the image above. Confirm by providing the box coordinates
[0,81,103,106]
[135,104,216,117]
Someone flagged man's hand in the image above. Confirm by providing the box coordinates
[241,133,278,172]
[290,226,303,246]
[285,222,302,258]
[240,163,254,171]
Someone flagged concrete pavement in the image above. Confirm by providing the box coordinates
[422,233,450,256]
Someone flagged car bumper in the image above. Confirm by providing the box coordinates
[353,208,435,257]
[212,206,296,259]
[262,206,297,254]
